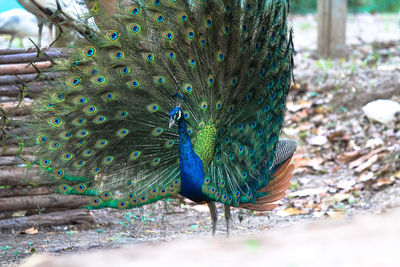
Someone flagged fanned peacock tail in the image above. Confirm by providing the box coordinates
[18,0,294,210]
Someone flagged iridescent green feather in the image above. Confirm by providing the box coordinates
[19,0,293,209]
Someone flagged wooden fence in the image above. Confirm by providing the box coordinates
[0,48,93,230]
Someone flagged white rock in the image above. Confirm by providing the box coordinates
[308,135,328,146]
[365,137,384,149]
[337,179,356,190]
[362,99,400,125]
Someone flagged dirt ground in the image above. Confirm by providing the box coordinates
[1,14,400,267]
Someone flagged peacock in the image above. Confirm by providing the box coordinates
[16,0,296,236]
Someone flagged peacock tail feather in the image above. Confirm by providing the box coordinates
[18,0,294,209]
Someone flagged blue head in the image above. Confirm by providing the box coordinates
[169,107,183,128]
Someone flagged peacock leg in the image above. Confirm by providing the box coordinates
[224,205,231,237]
[207,202,217,236]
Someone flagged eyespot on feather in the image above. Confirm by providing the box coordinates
[130,151,141,160]
[102,156,114,165]
[59,184,72,193]
[207,75,214,86]
[120,66,130,75]
[128,5,141,16]
[61,152,73,161]
[82,149,94,158]
[128,23,141,34]
[40,159,51,167]
[147,104,160,113]
[154,13,165,24]
[84,105,97,115]
[164,30,174,41]
[187,28,194,40]
[72,117,87,126]
[143,53,154,62]
[165,139,174,148]
[102,92,116,102]
[76,129,90,138]
[89,197,102,207]
[76,183,87,193]
[184,83,193,94]
[127,80,140,89]
[48,117,63,127]
[54,169,64,179]
[91,75,106,86]
[48,141,60,150]
[91,167,100,175]
[93,114,107,124]
[117,128,129,138]
[100,192,112,200]
[178,12,188,22]
[75,160,86,168]
[36,134,48,144]
[151,157,161,166]
[67,76,81,87]
[95,139,108,148]
[107,31,119,41]
[83,46,96,58]
[152,127,163,137]
[117,111,128,118]
[111,50,124,60]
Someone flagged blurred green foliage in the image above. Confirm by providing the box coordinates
[291,0,400,14]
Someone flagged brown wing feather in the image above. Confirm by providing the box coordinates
[239,156,294,211]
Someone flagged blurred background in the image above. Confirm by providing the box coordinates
[0,1,399,266]
[292,0,400,13]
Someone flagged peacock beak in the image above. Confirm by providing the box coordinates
[169,118,175,128]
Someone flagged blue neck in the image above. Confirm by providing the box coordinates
[177,119,209,203]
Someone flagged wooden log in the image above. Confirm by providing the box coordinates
[0,83,44,98]
[0,48,41,56]
[0,167,53,186]
[0,211,16,220]
[0,101,32,116]
[0,146,34,156]
[1,137,21,146]
[0,72,60,86]
[0,209,94,230]
[0,194,89,212]
[0,156,34,167]
[0,186,53,198]
[0,127,27,140]
[0,50,64,64]
[0,62,52,75]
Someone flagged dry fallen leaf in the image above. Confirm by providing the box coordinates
[355,154,378,173]
[349,148,386,169]
[327,130,351,143]
[290,83,301,91]
[393,171,400,179]
[337,179,356,190]
[277,208,306,217]
[338,150,362,164]
[373,178,394,188]
[25,227,38,235]
[359,172,375,182]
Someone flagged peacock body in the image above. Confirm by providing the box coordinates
[19,0,296,234]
